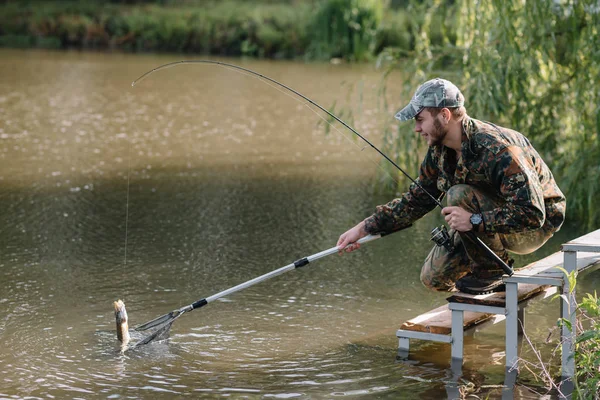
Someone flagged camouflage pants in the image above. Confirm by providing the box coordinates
[420,184,555,291]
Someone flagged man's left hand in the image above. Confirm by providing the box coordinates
[441,206,473,232]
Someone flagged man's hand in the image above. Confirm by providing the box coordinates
[337,221,368,254]
[441,206,474,232]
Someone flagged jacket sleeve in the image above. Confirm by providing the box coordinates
[481,145,545,234]
[364,150,441,234]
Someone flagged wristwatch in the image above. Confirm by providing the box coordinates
[470,213,483,231]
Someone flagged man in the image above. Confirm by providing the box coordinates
[337,78,566,294]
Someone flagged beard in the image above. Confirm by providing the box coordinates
[428,117,447,147]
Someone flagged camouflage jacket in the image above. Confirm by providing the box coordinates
[364,117,566,235]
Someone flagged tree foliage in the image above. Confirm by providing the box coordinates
[306,0,384,61]
[379,0,600,229]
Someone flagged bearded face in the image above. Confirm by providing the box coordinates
[428,116,447,147]
[414,110,448,147]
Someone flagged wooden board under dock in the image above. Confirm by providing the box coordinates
[446,283,548,306]
[399,303,493,335]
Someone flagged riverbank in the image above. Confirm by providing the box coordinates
[0,0,453,61]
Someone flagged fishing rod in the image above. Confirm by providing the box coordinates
[132,60,514,277]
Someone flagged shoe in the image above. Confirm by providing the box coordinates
[455,273,505,295]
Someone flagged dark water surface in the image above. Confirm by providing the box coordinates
[0,49,596,399]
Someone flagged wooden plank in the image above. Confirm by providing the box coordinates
[447,244,600,304]
[562,228,600,248]
[510,251,563,277]
[399,304,493,335]
[507,252,600,279]
[446,283,548,306]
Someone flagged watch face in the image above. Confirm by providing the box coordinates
[471,214,483,225]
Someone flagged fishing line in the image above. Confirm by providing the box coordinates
[124,135,131,267]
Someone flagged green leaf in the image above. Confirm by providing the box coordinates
[576,330,600,344]
[557,317,572,331]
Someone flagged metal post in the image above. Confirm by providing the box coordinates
[561,250,577,379]
[445,358,463,399]
[451,309,464,360]
[502,367,518,400]
[505,281,519,369]
[398,337,410,353]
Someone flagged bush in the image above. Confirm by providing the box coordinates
[57,14,93,46]
[376,10,412,55]
[0,34,33,48]
[306,0,384,61]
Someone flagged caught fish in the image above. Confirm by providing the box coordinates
[114,299,131,351]
[113,299,174,352]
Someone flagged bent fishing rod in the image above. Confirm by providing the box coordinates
[132,60,513,277]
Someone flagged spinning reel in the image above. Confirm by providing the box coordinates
[430,225,454,253]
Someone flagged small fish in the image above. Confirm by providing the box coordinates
[114,299,131,351]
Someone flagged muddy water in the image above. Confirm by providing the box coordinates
[0,49,595,399]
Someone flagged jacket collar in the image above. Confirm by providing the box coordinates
[431,116,476,190]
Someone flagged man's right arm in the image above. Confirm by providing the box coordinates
[337,150,440,253]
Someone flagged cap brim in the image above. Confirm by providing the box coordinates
[394,102,422,121]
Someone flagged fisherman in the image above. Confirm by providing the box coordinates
[337,78,566,295]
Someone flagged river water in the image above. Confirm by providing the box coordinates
[0,49,596,399]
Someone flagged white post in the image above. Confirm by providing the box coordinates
[451,309,464,360]
[505,281,519,369]
[398,337,410,353]
[561,250,577,379]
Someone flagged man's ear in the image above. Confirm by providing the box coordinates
[441,107,452,123]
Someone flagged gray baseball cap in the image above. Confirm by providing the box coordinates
[394,78,464,121]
